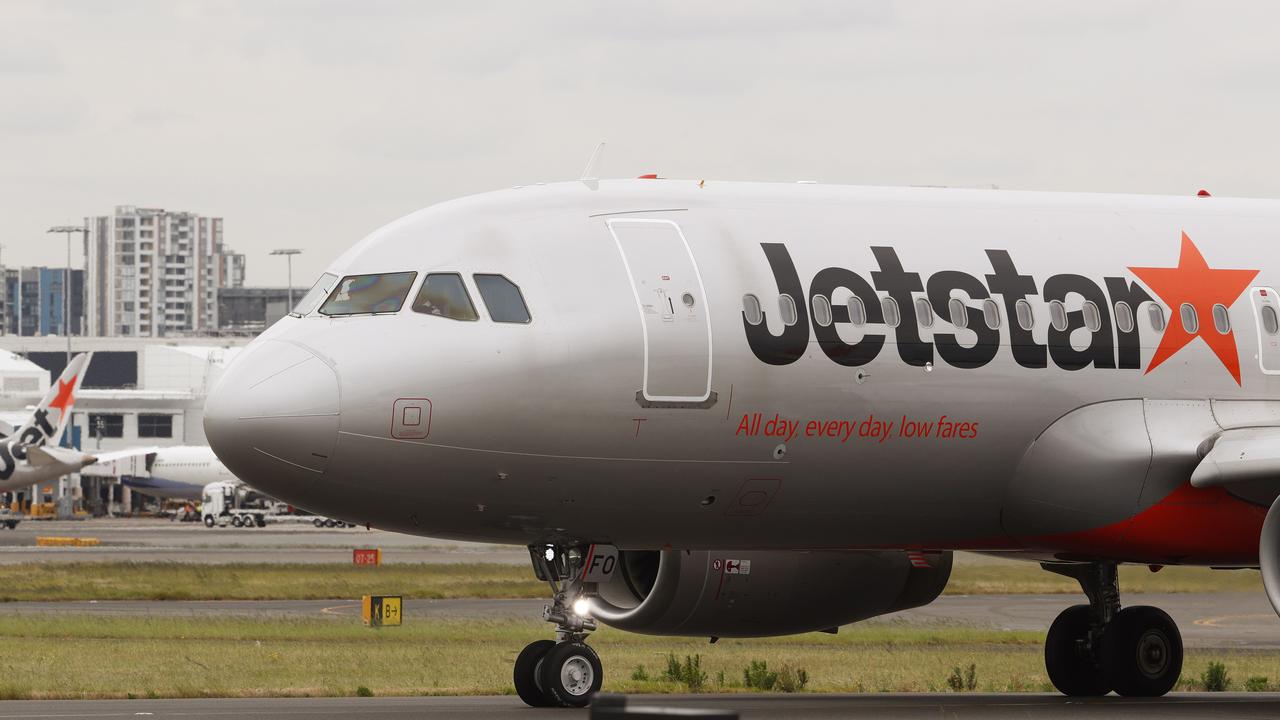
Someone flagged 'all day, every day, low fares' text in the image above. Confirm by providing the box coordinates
[734,412,979,444]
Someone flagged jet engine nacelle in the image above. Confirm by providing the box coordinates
[589,549,951,637]
[1261,497,1280,618]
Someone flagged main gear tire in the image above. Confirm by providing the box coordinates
[1045,604,1109,697]
[1100,605,1183,697]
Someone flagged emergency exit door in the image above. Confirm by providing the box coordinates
[608,218,713,403]
[1251,287,1280,374]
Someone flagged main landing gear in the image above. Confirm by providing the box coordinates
[514,545,604,708]
[1043,562,1183,697]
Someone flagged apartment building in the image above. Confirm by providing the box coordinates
[84,207,245,337]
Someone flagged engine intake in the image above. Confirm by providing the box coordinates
[590,549,951,637]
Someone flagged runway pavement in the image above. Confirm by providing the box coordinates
[0,593,1275,649]
[0,518,527,564]
[0,694,1276,719]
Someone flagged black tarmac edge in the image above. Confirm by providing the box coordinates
[0,693,1277,719]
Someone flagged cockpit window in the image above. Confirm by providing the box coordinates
[412,273,479,321]
[318,272,417,316]
[473,274,531,323]
[291,272,338,317]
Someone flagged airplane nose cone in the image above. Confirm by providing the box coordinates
[204,340,339,496]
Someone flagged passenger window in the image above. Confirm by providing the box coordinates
[948,298,968,329]
[1082,301,1101,332]
[779,294,798,327]
[291,273,338,317]
[1149,304,1166,331]
[812,295,833,327]
[847,297,867,326]
[1264,305,1280,335]
[915,298,934,328]
[982,299,1000,330]
[1180,303,1198,333]
[881,297,901,328]
[742,294,763,326]
[411,273,478,321]
[1015,299,1034,330]
[318,272,417,316]
[1115,302,1134,333]
[473,274,532,323]
[1212,304,1230,334]
[1049,300,1068,331]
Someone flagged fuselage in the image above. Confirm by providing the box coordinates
[123,446,234,501]
[205,180,1280,566]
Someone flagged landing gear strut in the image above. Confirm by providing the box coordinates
[514,545,604,708]
[1042,562,1183,697]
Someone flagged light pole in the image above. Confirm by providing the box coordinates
[270,248,302,310]
[47,225,87,367]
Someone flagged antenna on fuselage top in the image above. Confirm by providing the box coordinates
[580,142,605,190]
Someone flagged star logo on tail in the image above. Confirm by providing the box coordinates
[48,375,77,416]
[1128,233,1258,384]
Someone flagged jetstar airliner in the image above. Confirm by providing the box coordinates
[205,178,1280,706]
[0,353,98,490]
[0,353,158,492]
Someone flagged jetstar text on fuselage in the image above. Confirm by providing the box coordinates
[0,409,57,481]
[741,238,1253,380]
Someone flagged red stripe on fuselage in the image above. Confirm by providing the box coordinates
[858,484,1265,566]
[1013,483,1264,566]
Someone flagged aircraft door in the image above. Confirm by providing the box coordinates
[1250,287,1280,374]
[607,218,713,403]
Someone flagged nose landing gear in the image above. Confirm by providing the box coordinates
[1042,562,1183,697]
[514,545,604,708]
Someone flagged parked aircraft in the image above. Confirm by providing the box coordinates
[120,446,236,502]
[205,178,1280,706]
[0,353,141,492]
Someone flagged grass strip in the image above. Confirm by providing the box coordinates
[0,562,543,601]
[0,560,1258,602]
[0,615,1272,698]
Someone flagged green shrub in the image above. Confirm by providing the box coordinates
[946,664,977,692]
[662,654,706,691]
[744,660,779,690]
[1202,662,1230,692]
[355,686,373,697]
[1245,676,1269,692]
[630,665,650,682]
[776,665,809,693]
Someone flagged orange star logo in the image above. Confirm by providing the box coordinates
[48,376,76,416]
[1128,233,1258,384]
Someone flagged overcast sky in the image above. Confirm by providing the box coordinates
[2,1,1279,286]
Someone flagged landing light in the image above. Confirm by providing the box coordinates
[573,597,593,617]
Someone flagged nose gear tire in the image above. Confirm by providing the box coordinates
[538,641,603,708]
[1045,604,1110,697]
[513,639,557,707]
[1100,605,1183,697]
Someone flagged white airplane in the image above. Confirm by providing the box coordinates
[0,353,167,496]
[206,177,1280,706]
[119,446,236,502]
[0,353,118,492]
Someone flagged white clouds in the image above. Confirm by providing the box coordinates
[1,2,1279,285]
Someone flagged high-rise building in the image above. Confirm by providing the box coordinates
[0,268,10,336]
[1,267,85,337]
[84,207,244,337]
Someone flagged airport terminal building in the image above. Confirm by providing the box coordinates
[0,336,251,514]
